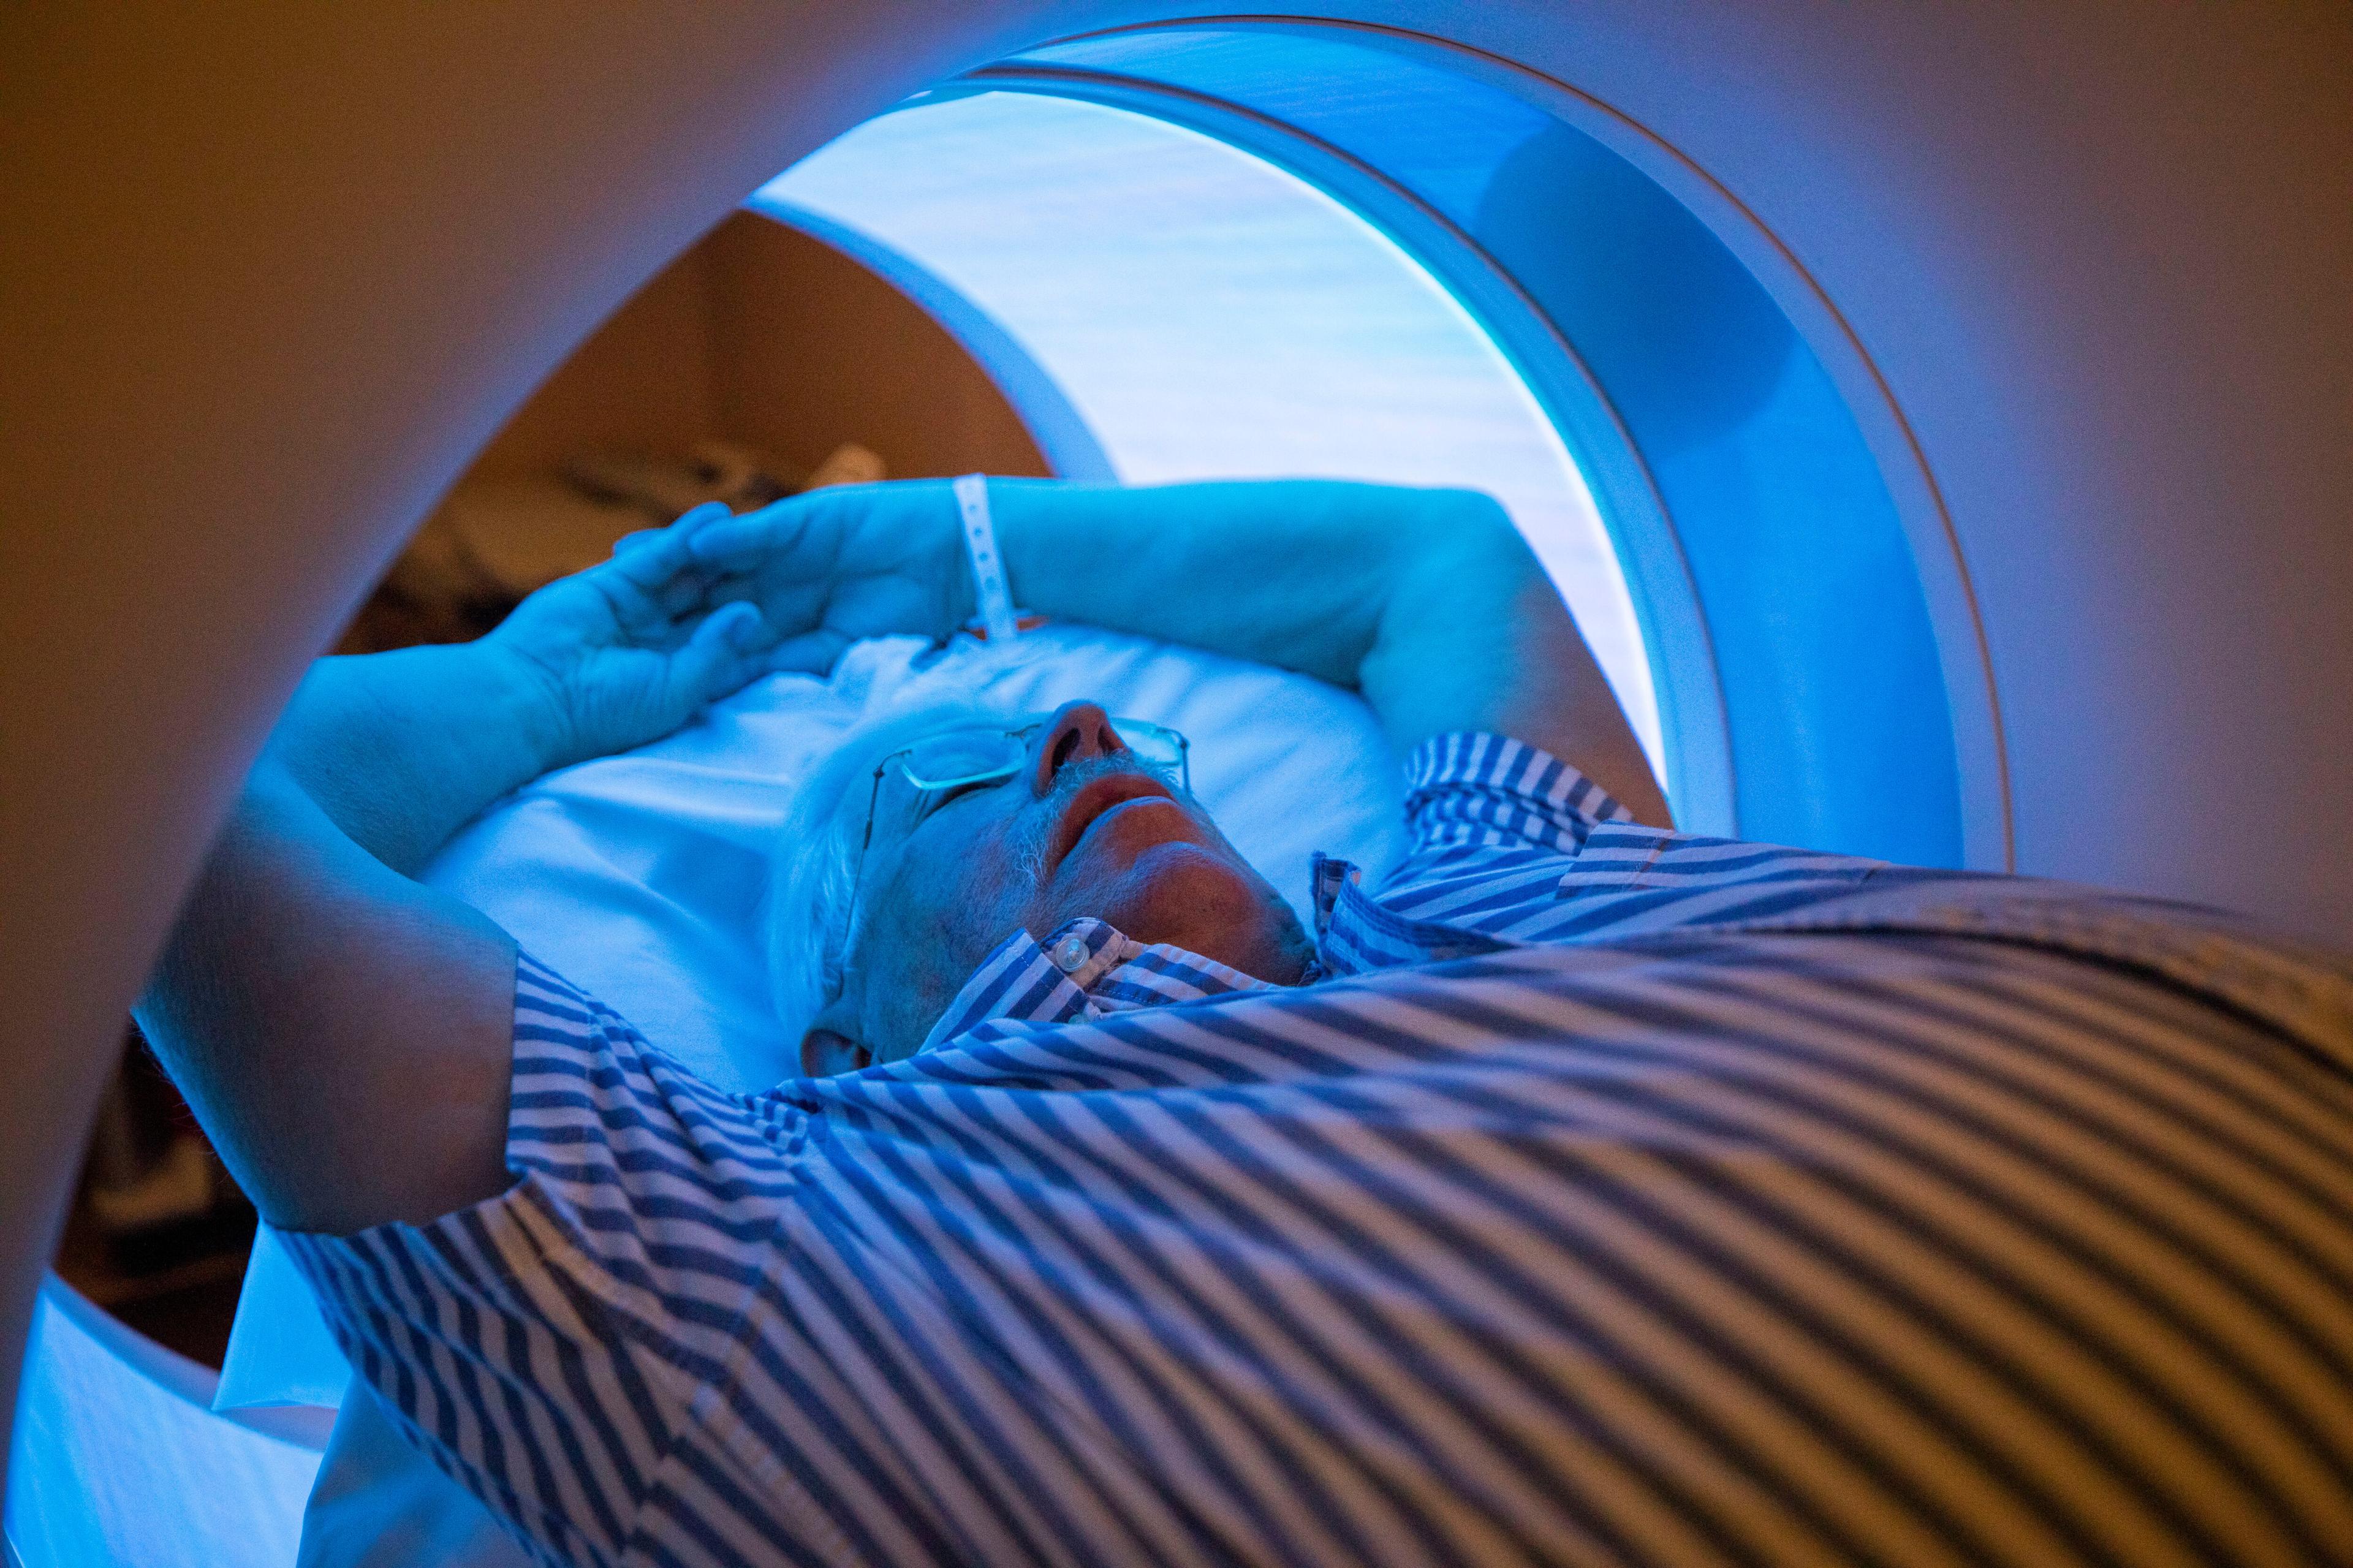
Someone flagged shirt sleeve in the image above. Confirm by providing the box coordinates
[1398,731,1635,859]
[1387,732,1906,939]
[277,950,813,1568]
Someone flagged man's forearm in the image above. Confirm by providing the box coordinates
[989,479,1488,684]
[987,478,1669,822]
[265,642,564,876]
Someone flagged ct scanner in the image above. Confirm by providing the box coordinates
[4,3,2349,1559]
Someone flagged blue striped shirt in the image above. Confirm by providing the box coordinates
[286,733,2353,1567]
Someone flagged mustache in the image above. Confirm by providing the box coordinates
[1015,750,1186,879]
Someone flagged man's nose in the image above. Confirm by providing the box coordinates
[1030,701,1127,795]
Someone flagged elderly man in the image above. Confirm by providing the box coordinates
[143,479,2353,1568]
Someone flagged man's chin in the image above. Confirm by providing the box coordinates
[1060,841,1309,982]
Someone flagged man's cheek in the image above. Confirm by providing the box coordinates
[953,833,1031,949]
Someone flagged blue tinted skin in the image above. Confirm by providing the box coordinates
[135,480,1664,1233]
[809,702,1314,1074]
[137,502,775,1232]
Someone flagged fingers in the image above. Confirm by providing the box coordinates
[612,498,733,558]
[586,502,734,625]
[672,610,854,718]
[670,499,735,536]
[609,501,730,583]
[674,599,772,706]
[683,490,832,572]
[761,627,852,676]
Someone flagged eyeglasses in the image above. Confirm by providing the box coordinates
[844,715,1191,951]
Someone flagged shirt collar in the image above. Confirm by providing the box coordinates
[921,915,1284,1053]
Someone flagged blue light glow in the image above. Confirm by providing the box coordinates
[752,90,1665,775]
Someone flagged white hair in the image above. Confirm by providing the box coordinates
[763,690,1019,1050]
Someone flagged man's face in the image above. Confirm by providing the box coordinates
[816,700,1313,1068]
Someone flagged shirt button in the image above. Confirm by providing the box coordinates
[1053,937,1089,972]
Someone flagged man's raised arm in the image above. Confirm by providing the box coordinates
[137,504,778,1235]
[692,479,1672,824]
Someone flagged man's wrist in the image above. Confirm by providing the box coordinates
[939,477,983,636]
[952,475,1021,642]
[471,637,587,778]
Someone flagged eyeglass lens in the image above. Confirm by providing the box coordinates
[855,716,1192,904]
[901,719,1184,790]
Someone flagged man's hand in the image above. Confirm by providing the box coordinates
[680,480,971,673]
[490,501,783,770]
[268,501,788,876]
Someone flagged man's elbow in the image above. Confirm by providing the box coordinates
[1398,488,1544,596]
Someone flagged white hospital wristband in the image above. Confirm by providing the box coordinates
[953,472,1021,643]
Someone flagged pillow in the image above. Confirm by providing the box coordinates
[219,625,1405,1414]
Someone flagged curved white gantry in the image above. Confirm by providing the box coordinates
[8,7,2349,1564]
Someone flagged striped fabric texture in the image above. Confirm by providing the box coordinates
[286,734,2353,1567]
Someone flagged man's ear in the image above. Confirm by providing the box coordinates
[799,1028,871,1077]
[800,992,873,1076]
